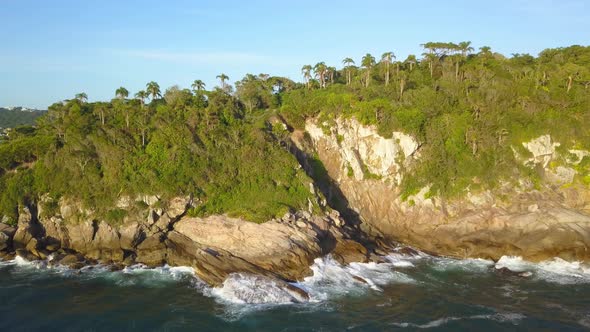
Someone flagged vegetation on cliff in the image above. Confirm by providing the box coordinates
[0,43,589,223]
[282,44,590,197]
[0,86,314,223]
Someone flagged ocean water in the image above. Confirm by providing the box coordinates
[1,252,590,331]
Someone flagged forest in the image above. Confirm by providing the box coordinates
[0,43,588,224]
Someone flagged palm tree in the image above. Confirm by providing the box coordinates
[381,52,395,86]
[216,73,229,90]
[342,58,355,85]
[145,81,161,101]
[191,80,206,93]
[361,53,375,87]
[327,66,336,85]
[75,92,88,103]
[456,41,474,79]
[301,65,312,89]
[458,41,474,57]
[404,54,417,71]
[115,87,129,100]
[313,62,327,88]
[94,101,108,126]
[422,52,437,78]
[479,46,492,56]
[134,90,148,108]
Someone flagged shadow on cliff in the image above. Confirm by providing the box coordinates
[279,126,384,252]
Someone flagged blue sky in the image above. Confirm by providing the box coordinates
[1,0,588,109]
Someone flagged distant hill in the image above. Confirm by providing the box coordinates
[0,107,46,128]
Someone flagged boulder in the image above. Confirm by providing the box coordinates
[13,206,43,249]
[331,239,369,265]
[166,215,324,286]
[0,232,10,251]
[135,234,167,266]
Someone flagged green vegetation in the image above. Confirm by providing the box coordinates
[0,108,46,128]
[281,43,590,197]
[0,78,314,224]
[0,43,588,224]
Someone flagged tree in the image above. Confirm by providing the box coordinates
[133,90,148,129]
[456,41,474,79]
[216,73,229,91]
[301,65,312,89]
[422,52,438,78]
[327,66,336,85]
[191,80,206,93]
[75,93,88,103]
[342,58,355,85]
[361,53,375,87]
[135,90,148,108]
[313,62,327,88]
[479,46,492,56]
[398,71,408,100]
[146,81,161,101]
[381,52,395,86]
[458,41,474,57]
[115,87,129,100]
[404,54,417,71]
[94,101,108,126]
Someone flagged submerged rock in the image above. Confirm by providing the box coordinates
[494,267,533,278]
[215,273,310,304]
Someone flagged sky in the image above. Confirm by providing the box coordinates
[0,0,588,109]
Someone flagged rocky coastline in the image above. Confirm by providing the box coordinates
[0,117,589,290]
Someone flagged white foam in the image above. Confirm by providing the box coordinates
[210,273,307,305]
[495,256,590,284]
[300,256,415,300]
[392,312,525,328]
[431,257,495,272]
[206,255,418,308]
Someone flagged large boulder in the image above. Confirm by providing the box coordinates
[13,206,44,249]
[166,215,324,286]
[135,233,167,266]
[0,223,16,251]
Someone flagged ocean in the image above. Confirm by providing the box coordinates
[1,252,589,331]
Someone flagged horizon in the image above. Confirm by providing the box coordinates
[1,0,589,109]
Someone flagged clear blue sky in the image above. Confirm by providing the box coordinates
[1,0,588,109]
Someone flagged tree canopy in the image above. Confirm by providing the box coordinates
[0,42,588,224]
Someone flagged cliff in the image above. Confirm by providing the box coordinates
[295,117,590,262]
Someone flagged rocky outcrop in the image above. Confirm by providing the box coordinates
[167,216,323,284]
[299,117,590,262]
[0,192,375,287]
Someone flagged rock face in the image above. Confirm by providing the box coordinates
[0,193,368,287]
[301,117,590,262]
[168,216,323,285]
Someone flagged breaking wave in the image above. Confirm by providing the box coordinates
[495,256,590,284]
[3,249,590,309]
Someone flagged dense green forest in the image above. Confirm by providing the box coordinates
[0,108,46,129]
[0,43,589,224]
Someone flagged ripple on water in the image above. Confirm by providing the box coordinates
[391,312,526,329]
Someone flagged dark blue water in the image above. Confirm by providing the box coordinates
[1,254,589,331]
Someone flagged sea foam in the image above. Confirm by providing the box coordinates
[495,256,590,284]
